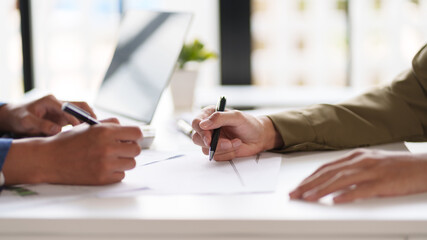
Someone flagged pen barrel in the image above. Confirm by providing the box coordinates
[85,118,99,125]
[62,102,100,125]
[210,128,221,151]
[210,96,226,159]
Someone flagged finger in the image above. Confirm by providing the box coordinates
[110,158,137,172]
[107,171,126,184]
[197,106,216,119]
[214,152,236,161]
[112,141,142,158]
[298,150,374,188]
[37,95,80,126]
[289,155,374,199]
[92,124,142,142]
[202,147,209,155]
[216,138,242,152]
[57,107,80,126]
[192,118,212,146]
[333,182,381,204]
[39,94,62,108]
[192,132,207,147]
[62,114,81,126]
[43,106,79,126]
[192,106,236,147]
[27,114,62,136]
[212,138,242,161]
[303,149,366,182]
[302,169,375,202]
[192,106,216,133]
[70,101,97,118]
[100,118,120,124]
[199,110,245,131]
[213,139,234,160]
[111,125,142,141]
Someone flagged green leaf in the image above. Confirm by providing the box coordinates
[178,39,217,69]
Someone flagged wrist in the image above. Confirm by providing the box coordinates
[2,138,50,185]
[259,116,284,151]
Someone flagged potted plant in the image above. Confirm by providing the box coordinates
[170,39,217,112]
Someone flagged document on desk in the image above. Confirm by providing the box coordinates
[123,150,282,194]
[0,151,281,212]
[0,181,149,213]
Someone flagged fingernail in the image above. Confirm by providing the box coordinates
[200,120,213,128]
[221,141,232,150]
[203,136,209,146]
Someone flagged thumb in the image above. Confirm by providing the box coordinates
[28,114,62,136]
[199,111,244,130]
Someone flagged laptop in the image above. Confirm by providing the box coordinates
[93,10,192,148]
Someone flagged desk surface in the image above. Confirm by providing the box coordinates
[1,96,427,239]
[1,136,427,239]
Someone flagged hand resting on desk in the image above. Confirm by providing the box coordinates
[289,149,427,203]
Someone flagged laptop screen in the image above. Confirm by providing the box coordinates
[94,10,192,123]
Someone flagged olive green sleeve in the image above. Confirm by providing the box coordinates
[268,44,427,152]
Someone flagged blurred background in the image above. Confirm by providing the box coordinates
[1,0,427,107]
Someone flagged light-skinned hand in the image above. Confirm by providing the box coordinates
[2,118,142,185]
[289,149,427,204]
[0,94,96,136]
[191,106,283,161]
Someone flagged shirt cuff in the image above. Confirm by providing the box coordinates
[0,139,12,171]
[267,109,341,152]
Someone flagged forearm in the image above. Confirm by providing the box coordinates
[268,71,427,152]
[2,138,48,185]
[267,45,427,152]
[0,103,46,185]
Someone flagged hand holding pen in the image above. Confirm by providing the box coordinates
[2,101,143,186]
[192,98,282,161]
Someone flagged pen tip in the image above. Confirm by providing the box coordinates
[209,151,214,161]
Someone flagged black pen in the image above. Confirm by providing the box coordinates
[209,96,227,161]
[62,102,100,125]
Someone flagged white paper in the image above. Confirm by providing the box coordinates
[0,150,282,212]
[0,181,149,212]
[124,150,283,194]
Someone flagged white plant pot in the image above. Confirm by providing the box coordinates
[170,69,198,112]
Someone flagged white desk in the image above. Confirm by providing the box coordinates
[1,100,427,239]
